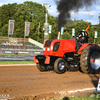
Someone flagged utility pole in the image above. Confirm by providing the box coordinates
[99,13,100,26]
[94,13,100,43]
[37,22,40,42]
[43,3,51,42]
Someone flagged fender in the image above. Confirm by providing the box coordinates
[78,43,98,55]
[34,55,50,64]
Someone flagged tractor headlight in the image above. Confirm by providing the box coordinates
[43,48,46,51]
[51,46,53,50]
[47,48,50,51]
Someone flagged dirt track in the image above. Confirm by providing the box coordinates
[0,64,99,99]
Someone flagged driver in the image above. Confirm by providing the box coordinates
[76,31,89,51]
[77,33,84,43]
[76,32,84,50]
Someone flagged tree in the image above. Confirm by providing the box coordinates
[48,15,58,39]
[0,3,18,36]
[62,31,71,39]
[62,19,92,41]
[1,2,100,44]
[0,2,48,43]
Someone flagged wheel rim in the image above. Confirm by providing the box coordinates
[59,62,65,70]
[90,51,100,70]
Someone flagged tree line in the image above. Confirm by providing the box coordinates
[0,1,58,43]
[62,19,100,44]
[0,1,100,44]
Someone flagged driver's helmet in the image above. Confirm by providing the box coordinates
[78,32,83,38]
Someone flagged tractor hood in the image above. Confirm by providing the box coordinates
[43,39,75,57]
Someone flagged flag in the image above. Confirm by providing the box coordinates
[8,20,15,35]
[25,22,30,36]
[49,25,52,33]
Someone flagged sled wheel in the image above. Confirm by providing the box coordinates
[80,45,100,74]
[54,58,67,74]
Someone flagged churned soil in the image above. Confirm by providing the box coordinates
[0,64,99,100]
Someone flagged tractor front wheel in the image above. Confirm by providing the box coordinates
[36,63,47,72]
[80,45,100,74]
[54,58,67,74]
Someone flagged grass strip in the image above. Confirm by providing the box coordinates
[60,97,98,100]
[0,61,35,64]
[49,93,100,100]
[59,93,100,100]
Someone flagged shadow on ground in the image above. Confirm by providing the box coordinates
[62,97,70,100]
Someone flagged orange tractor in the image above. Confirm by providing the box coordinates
[34,24,100,74]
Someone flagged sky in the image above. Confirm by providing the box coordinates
[0,0,100,25]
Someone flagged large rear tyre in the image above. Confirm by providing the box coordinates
[36,63,47,72]
[80,45,100,74]
[54,58,67,74]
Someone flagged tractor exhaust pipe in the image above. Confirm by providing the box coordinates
[57,31,61,39]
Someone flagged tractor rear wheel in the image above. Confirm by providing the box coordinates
[54,58,67,74]
[36,63,47,71]
[80,45,100,74]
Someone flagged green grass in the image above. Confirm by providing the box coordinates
[51,93,100,100]
[61,93,100,100]
[60,96,99,100]
[0,61,35,64]
[72,93,100,100]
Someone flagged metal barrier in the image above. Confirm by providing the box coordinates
[0,50,43,55]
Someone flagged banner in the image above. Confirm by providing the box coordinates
[25,22,30,36]
[49,25,52,33]
[8,20,15,35]
[61,27,64,35]
[95,31,98,38]
[72,28,75,36]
